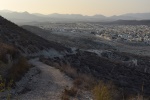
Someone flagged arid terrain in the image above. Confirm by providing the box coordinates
[0,15,150,100]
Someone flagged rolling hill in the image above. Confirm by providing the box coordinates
[0,16,70,57]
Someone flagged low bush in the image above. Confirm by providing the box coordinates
[73,74,96,90]
[59,64,78,79]
[7,56,30,81]
[61,86,78,100]
[65,87,78,97]
[0,43,17,64]
[0,75,13,100]
[0,75,5,92]
[61,94,69,100]
[92,81,119,100]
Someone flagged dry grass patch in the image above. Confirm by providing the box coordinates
[0,75,13,100]
[61,86,78,100]
[7,56,30,81]
[59,63,78,79]
[0,75,6,92]
[0,43,17,64]
[73,74,96,90]
[92,81,120,100]
[61,94,70,100]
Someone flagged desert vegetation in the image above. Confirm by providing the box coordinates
[0,75,13,100]
[40,51,150,100]
[7,56,30,81]
[0,13,150,100]
[0,43,30,99]
[0,43,30,81]
[61,86,78,100]
[92,81,120,100]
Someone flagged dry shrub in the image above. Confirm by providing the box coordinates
[73,78,82,87]
[40,58,78,79]
[0,43,17,64]
[65,87,78,97]
[61,94,70,100]
[127,94,150,100]
[0,75,13,96]
[0,75,5,92]
[7,56,30,81]
[61,86,78,100]
[60,64,78,79]
[0,43,15,53]
[92,81,119,100]
[73,74,96,90]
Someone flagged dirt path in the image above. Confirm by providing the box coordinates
[11,58,73,100]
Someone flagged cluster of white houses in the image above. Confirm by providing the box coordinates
[38,23,150,44]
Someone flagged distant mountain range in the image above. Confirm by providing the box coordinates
[0,10,150,24]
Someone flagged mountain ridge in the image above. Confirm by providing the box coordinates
[0,10,150,24]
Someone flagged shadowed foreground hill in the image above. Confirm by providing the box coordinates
[0,15,72,88]
[0,16,70,57]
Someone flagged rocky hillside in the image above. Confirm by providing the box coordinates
[0,16,70,57]
[40,49,150,97]
[0,15,74,87]
[1,16,150,99]
[22,21,150,97]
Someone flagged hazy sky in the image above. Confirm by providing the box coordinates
[0,0,150,16]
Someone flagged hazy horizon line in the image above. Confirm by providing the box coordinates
[0,9,150,17]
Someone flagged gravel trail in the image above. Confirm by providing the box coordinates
[12,58,73,100]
